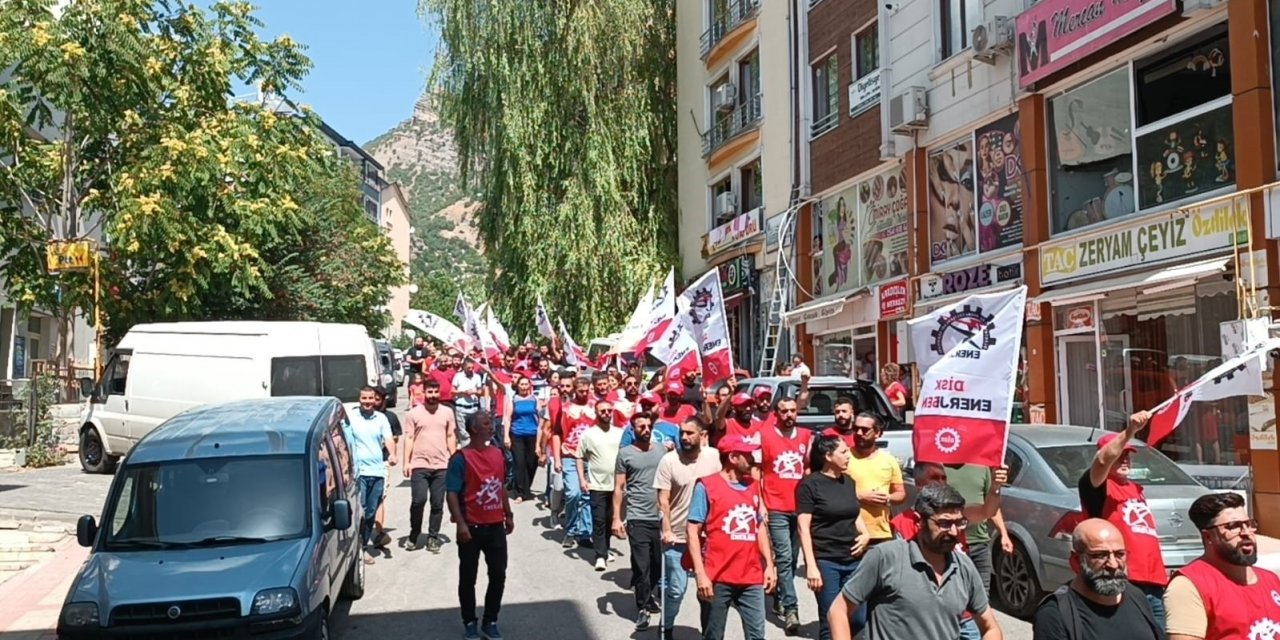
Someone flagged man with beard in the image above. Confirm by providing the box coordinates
[680,369,705,413]
[759,396,810,636]
[613,412,667,631]
[1079,411,1167,626]
[407,336,429,375]
[612,372,643,429]
[823,397,857,446]
[661,379,699,425]
[654,417,721,640]
[622,391,679,451]
[751,387,775,429]
[827,484,1003,640]
[591,371,612,402]
[403,379,458,553]
[716,389,759,449]
[1031,519,1163,640]
[553,377,597,548]
[578,399,624,571]
[1165,492,1280,640]
[844,412,905,548]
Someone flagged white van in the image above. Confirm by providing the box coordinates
[76,321,379,473]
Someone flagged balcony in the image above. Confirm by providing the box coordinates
[702,207,763,258]
[700,0,761,59]
[702,92,762,157]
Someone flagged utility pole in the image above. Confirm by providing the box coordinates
[55,113,77,384]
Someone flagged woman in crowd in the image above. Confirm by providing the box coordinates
[880,363,908,411]
[797,434,870,640]
[505,375,541,503]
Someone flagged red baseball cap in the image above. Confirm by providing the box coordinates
[639,392,661,406]
[730,392,753,406]
[752,387,773,399]
[1096,432,1136,453]
[718,434,761,455]
[665,380,685,395]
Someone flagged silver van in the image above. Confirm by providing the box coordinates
[58,397,366,639]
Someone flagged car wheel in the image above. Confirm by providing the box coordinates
[992,535,1043,618]
[79,428,116,474]
[340,548,365,600]
[313,607,331,640]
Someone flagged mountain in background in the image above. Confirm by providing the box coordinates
[365,94,485,304]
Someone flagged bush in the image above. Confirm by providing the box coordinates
[18,372,65,468]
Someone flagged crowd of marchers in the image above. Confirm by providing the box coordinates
[340,337,1275,640]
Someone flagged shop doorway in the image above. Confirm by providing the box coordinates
[1057,335,1100,428]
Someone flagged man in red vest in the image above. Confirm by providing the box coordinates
[1078,411,1167,627]
[759,400,810,636]
[1165,492,1280,640]
[446,411,514,640]
[687,434,777,640]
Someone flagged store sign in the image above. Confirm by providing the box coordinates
[878,280,908,319]
[705,208,762,256]
[1063,305,1095,330]
[1015,0,1177,88]
[848,69,881,116]
[718,255,754,295]
[860,164,910,286]
[920,260,1023,300]
[1040,200,1249,285]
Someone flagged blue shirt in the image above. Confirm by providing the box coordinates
[345,410,393,479]
[688,477,751,525]
[510,395,540,437]
[620,420,681,451]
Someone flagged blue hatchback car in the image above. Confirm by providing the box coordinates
[57,397,366,639]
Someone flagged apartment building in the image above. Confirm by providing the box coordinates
[381,183,414,339]
[676,0,795,373]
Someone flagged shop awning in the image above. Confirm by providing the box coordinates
[1034,257,1231,306]
[782,289,869,329]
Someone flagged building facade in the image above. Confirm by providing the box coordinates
[381,183,414,339]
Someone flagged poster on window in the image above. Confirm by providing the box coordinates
[1136,103,1235,210]
[1051,69,1132,167]
[928,139,976,265]
[815,184,861,295]
[859,166,909,285]
[975,115,1025,252]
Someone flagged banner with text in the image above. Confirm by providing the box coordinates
[651,310,702,383]
[680,270,734,386]
[909,287,1028,466]
[859,164,910,285]
[404,310,472,354]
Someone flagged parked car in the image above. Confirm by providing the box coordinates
[76,321,380,474]
[58,397,365,639]
[902,424,1211,618]
[735,375,908,433]
[373,340,398,408]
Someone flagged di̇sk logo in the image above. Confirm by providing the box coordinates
[476,476,504,510]
[688,287,716,326]
[934,427,962,454]
[722,503,758,542]
[773,450,805,479]
[1271,590,1280,608]
[1120,499,1159,537]
[1249,618,1280,640]
[930,305,997,357]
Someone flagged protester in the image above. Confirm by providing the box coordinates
[505,376,541,503]
[613,412,667,631]
[824,397,857,445]
[402,378,456,553]
[553,377,597,548]
[945,460,1013,595]
[372,385,402,549]
[346,386,396,564]
[797,435,870,640]
[578,399,624,571]
[751,387,774,428]
[539,375,574,515]
[407,372,427,408]
[687,434,777,640]
[880,363,908,410]
[446,411,514,640]
[1164,492,1280,640]
[454,360,487,440]
[759,395,809,635]
[406,336,429,375]
[789,355,810,379]
[844,412,905,552]
[654,416,721,639]
[1032,518,1163,640]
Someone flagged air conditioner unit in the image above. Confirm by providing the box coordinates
[713,83,737,113]
[714,191,737,220]
[888,87,928,134]
[971,16,1014,64]
[1182,0,1226,15]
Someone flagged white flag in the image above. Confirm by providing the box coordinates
[679,270,734,385]
[634,269,676,355]
[404,309,472,354]
[453,292,470,327]
[1147,339,1276,445]
[558,317,591,368]
[535,295,556,340]
[486,306,511,352]
[651,309,702,383]
[610,284,654,355]
[468,304,502,361]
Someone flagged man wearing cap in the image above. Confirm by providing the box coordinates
[717,388,760,448]
[759,394,810,635]
[622,391,679,451]
[1079,410,1167,627]
[751,387,776,429]
[688,434,777,640]
[660,379,699,425]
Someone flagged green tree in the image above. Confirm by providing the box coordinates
[0,0,403,353]
[421,0,679,340]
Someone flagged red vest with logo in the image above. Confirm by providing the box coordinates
[461,446,507,525]
[559,401,596,458]
[700,473,765,587]
[1175,559,1280,640]
[1101,479,1167,586]
[613,396,639,429]
[760,428,808,512]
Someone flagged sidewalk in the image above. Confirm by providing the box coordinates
[0,538,88,639]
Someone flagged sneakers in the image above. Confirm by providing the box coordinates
[480,621,503,640]
[561,536,576,549]
[594,557,607,572]
[375,531,393,549]
[462,621,480,640]
[784,609,800,636]
[404,535,421,551]
[426,537,443,554]
[772,599,784,617]
[645,598,661,614]
[634,610,651,631]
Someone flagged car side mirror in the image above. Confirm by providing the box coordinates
[78,377,94,399]
[76,515,98,548]
[332,499,352,531]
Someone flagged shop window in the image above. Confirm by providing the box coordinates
[1134,29,1230,127]
[709,176,733,228]
[740,159,762,212]
[854,24,879,79]
[814,332,852,377]
[811,53,839,137]
[1047,68,1135,234]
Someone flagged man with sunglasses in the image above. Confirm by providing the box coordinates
[1079,411,1167,627]
[844,411,905,549]
[579,399,624,571]
[1165,492,1280,640]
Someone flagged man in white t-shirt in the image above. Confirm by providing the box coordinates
[453,360,486,445]
[789,355,811,380]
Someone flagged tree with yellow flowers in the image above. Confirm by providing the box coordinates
[0,0,404,364]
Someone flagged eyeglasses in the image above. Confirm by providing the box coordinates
[1205,519,1259,535]
[931,517,969,531]
[853,425,877,434]
[1082,550,1127,563]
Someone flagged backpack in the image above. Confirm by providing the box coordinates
[1038,583,1160,640]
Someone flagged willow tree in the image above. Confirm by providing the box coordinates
[422,0,678,339]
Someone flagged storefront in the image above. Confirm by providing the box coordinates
[717,254,758,373]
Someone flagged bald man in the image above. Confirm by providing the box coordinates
[1031,518,1164,640]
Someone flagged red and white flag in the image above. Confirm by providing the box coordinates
[534,295,557,341]
[651,310,702,384]
[908,287,1028,467]
[610,284,654,356]
[634,269,675,356]
[679,270,734,386]
[558,318,593,370]
[1146,341,1275,445]
[464,300,502,361]
[453,292,471,327]
[486,306,511,352]
[404,309,472,354]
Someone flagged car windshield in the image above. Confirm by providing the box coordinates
[1040,443,1200,487]
[103,456,308,550]
[774,382,903,424]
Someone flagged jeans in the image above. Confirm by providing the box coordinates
[959,617,980,640]
[701,584,766,640]
[561,458,592,540]
[1138,583,1166,630]
[660,543,690,630]
[766,512,800,614]
[408,468,447,541]
[589,490,615,562]
[815,558,865,640]
[455,405,475,447]
[543,458,555,506]
[458,523,508,625]
[968,541,994,594]
[627,520,662,610]
[357,476,385,547]
[510,435,538,500]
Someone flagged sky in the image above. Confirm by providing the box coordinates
[248,0,437,145]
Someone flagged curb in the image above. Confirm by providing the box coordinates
[0,510,81,534]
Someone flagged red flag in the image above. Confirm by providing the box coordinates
[1144,344,1269,445]
[912,415,1007,467]
[1145,393,1190,446]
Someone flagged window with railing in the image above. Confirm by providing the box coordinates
[811,54,839,137]
[701,0,762,57]
[702,92,763,156]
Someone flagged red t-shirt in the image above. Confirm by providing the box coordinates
[430,369,456,402]
[751,411,776,431]
[759,427,809,512]
[822,426,857,448]
[659,404,697,427]
[557,400,596,458]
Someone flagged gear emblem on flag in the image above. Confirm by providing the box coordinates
[934,427,962,454]
[688,287,715,325]
[930,305,997,356]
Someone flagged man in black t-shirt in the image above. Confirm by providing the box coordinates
[1032,518,1163,640]
[372,386,403,550]
[407,337,430,375]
